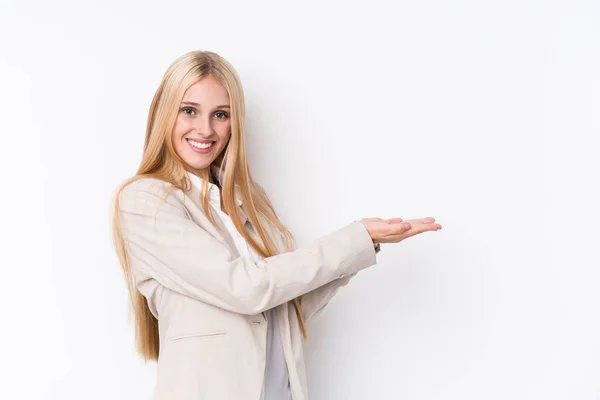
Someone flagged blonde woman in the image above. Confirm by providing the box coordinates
[111,50,442,400]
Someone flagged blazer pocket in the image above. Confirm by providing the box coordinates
[167,330,227,342]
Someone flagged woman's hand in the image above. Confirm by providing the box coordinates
[359,217,442,244]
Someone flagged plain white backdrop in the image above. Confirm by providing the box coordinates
[0,0,598,399]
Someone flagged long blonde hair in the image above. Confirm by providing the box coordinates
[111,50,307,361]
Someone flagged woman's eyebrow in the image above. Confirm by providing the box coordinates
[181,101,230,108]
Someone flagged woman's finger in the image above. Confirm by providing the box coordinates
[404,217,436,225]
[381,220,412,237]
[388,222,442,242]
[386,217,404,224]
[406,223,442,237]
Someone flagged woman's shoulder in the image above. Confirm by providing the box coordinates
[118,176,166,194]
[117,176,182,207]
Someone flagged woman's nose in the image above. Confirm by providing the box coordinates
[194,115,212,135]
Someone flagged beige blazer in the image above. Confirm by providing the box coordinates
[117,177,379,400]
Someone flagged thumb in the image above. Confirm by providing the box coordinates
[387,217,404,224]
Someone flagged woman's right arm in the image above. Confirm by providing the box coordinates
[117,180,378,316]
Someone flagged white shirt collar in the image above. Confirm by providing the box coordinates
[186,164,243,206]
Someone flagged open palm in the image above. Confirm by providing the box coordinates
[359,217,442,244]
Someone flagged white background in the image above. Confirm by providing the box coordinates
[1,0,598,399]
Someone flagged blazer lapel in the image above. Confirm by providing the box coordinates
[184,169,249,258]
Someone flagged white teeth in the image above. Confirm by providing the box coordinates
[188,139,214,149]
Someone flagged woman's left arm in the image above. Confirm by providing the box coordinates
[298,274,355,322]
[299,243,380,322]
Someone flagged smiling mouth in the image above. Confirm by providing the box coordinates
[186,138,215,150]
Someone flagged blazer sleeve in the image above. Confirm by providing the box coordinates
[299,241,381,321]
[117,180,378,316]
[299,274,356,322]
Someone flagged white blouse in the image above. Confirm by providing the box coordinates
[187,172,292,400]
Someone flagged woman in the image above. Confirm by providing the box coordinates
[111,50,442,400]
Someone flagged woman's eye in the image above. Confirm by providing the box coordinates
[214,111,229,120]
[182,107,196,115]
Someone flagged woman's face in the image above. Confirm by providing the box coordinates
[172,75,232,172]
